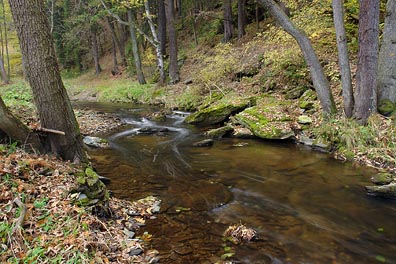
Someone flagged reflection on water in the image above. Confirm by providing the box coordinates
[79,102,396,264]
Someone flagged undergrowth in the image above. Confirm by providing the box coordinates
[313,114,396,169]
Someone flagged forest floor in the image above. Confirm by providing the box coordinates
[0,108,160,263]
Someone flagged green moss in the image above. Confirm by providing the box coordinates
[378,99,394,116]
[234,97,294,139]
[185,97,252,126]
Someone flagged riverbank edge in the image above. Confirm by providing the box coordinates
[0,109,160,263]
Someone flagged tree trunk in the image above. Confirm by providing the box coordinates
[0,96,42,150]
[377,0,396,104]
[353,0,380,124]
[1,0,9,77]
[223,0,233,42]
[144,1,166,84]
[158,0,167,56]
[127,9,146,84]
[0,55,8,83]
[238,0,246,39]
[332,0,354,117]
[90,30,102,75]
[110,32,119,74]
[106,16,127,66]
[166,0,180,84]
[9,0,86,162]
[258,0,336,114]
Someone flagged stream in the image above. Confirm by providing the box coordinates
[77,102,396,264]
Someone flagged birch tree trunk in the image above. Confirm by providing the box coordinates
[332,0,354,117]
[9,0,86,162]
[258,0,336,114]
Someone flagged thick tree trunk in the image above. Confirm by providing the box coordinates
[258,0,336,114]
[0,96,42,150]
[106,16,127,66]
[332,0,354,117]
[166,0,180,84]
[127,9,146,85]
[238,0,246,39]
[9,0,86,162]
[378,0,396,104]
[223,0,233,42]
[353,0,380,124]
[158,0,167,56]
[90,30,102,75]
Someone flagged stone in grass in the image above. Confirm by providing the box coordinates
[297,115,312,125]
[371,172,394,185]
[129,247,143,256]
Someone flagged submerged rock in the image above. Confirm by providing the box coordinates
[366,183,396,198]
[184,98,253,126]
[234,97,295,140]
[83,136,109,148]
[193,139,214,147]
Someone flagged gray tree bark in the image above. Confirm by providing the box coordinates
[0,96,41,150]
[223,0,233,42]
[238,0,247,39]
[90,30,102,75]
[166,0,180,84]
[258,0,336,114]
[9,0,86,162]
[128,9,146,85]
[106,16,127,66]
[377,0,396,104]
[0,55,8,83]
[353,0,380,124]
[332,0,354,117]
[158,0,167,56]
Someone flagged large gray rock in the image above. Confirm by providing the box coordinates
[83,136,109,148]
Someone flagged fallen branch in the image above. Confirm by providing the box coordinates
[12,197,26,236]
[34,127,66,136]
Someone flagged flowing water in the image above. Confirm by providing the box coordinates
[77,102,396,264]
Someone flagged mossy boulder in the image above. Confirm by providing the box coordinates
[366,183,396,198]
[74,167,109,207]
[185,98,253,126]
[297,115,312,124]
[233,97,294,140]
[285,86,308,99]
[378,99,394,116]
[371,172,394,185]
[299,89,317,110]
